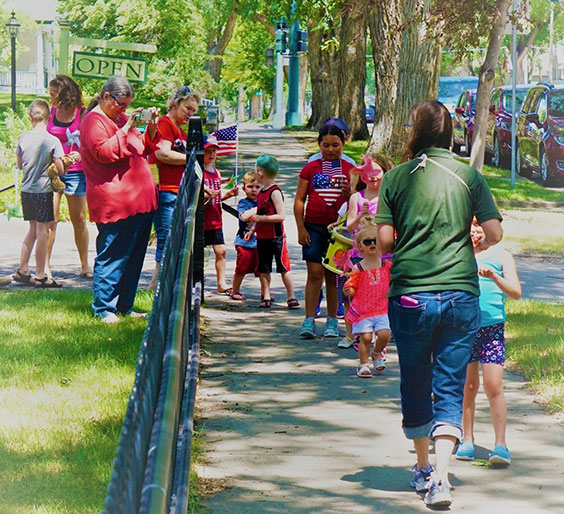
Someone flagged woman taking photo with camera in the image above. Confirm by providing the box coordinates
[148,86,200,290]
[80,76,160,323]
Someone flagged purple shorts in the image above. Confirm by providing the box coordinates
[469,322,505,366]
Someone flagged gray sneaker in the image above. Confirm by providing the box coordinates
[409,464,433,492]
[424,480,452,507]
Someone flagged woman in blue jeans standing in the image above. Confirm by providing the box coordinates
[148,87,200,290]
[375,101,503,507]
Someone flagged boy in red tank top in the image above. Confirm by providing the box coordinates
[243,155,299,309]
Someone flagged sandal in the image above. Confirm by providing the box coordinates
[287,298,300,309]
[13,269,34,286]
[80,271,94,279]
[217,287,233,295]
[34,276,63,288]
[258,298,271,308]
[229,291,246,301]
[357,363,372,378]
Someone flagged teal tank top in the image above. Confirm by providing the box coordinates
[476,246,506,328]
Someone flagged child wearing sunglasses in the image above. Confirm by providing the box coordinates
[343,221,391,378]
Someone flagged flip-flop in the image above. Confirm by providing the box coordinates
[217,287,233,295]
[13,269,34,286]
[229,291,246,301]
[80,271,94,279]
[34,276,63,288]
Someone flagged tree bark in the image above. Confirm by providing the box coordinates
[337,1,369,140]
[367,1,405,153]
[206,5,239,83]
[515,27,540,84]
[389,0,441,156]
[237,84,246,121]
[306,16,340,130]
[299,53,308,121]
[470,0,512,171]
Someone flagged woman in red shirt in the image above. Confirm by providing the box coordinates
[80,76,160,323]
[148,87,200,290]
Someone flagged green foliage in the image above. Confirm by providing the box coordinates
[221,19,276,106]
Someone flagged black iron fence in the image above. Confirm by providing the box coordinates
[103,147,203,514]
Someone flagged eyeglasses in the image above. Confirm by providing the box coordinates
[109,93,128,109]
[361,238,378,246]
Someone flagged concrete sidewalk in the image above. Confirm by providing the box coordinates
[196,123,564,513]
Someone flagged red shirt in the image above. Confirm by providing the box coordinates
[155,115,186,194]
[299,158,353,225]
[256,184,284,240]
[203,166,223,230]
[80,110,158,224]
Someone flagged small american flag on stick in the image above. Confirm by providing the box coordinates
[211,125,238,156]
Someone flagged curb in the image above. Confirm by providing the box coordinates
[497,200,564,210]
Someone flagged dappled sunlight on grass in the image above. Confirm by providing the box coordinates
[0,289,153,513]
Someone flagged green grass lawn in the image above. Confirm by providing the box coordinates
[506,299,564,413]
[0,289,152,513]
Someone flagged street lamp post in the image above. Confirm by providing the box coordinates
[6,11,21,112]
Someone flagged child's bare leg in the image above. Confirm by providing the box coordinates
[19,221,37,275]
[281,271,295,299]
[45,191,61,278]
[358,333,372,365]
[213,243,228,291]
[345,321,352,339]
[148,262,160,291]
[324,268,338,318]
[232,273,245,293]
[259,272,271,300]
[373,329,391,354]
[461,362,480,443]
[34,222,50,279]
[482,362,507,447]
[305,262,324,317]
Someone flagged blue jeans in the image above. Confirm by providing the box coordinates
[154,190,178,263]
[388,291,480,441]
[92,211,154,318]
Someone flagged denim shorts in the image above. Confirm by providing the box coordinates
[154,190,178,263]
[352,313,390,335]
[61,171,86,196]
[302,222,330,264]
[388,290,480,441]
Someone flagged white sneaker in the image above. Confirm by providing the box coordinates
[101,312,120,324]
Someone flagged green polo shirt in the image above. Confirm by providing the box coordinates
[375,148,501,297]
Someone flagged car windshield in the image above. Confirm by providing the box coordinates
[550,91,564,118]
[501,90,528,112]
[438,79,479,98]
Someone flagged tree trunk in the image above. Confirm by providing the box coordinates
[367,1,404,153]
[299,53,308,122]
[389,0,441,157]
[337,1,369,140]
[306,17,340,130]
[470,0,512,171]
[515,27,540,84]
[250,93,262,119]
[206,6,239,83]
[237,85,246,121]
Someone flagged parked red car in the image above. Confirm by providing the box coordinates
[516,83,564,186]
[485,85,531,168]
[452,89,476,156]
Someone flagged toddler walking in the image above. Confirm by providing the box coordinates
[456,219,521,465]
[343,222,391,377]
[13,99,66,288]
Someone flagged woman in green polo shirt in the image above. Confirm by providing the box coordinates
[375,100,503,507]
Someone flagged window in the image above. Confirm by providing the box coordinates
[538,94,548,123]
[549,91,564,118]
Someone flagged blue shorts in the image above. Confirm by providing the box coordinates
[352,314,390,335]
[61,171,86,196]
[302,222,330,264]
[469,322,505,366]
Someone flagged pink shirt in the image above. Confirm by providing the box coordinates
[345,261,391,324]
[80,110,158,224]
[46,107,82,173]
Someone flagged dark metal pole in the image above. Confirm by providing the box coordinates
[10,34,16,112]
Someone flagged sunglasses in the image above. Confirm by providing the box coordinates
[361,238,378,246]
[109,93,128,109]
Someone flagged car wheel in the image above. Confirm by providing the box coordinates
[540,148,553,186]
[464,132,471,157]
[516,143,532,179]
[492,135,501,168]
[452,135,461,155]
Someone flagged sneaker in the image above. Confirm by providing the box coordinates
[455,441,475,461]
[324,317,339,338]
[488,445,511,466]
[410,464,433,492]
[337,337,353,349]
[300,317,316,339]
[336,302,345,319]
[424,480,452,507]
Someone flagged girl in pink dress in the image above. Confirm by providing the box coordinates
[343,222,391,378]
